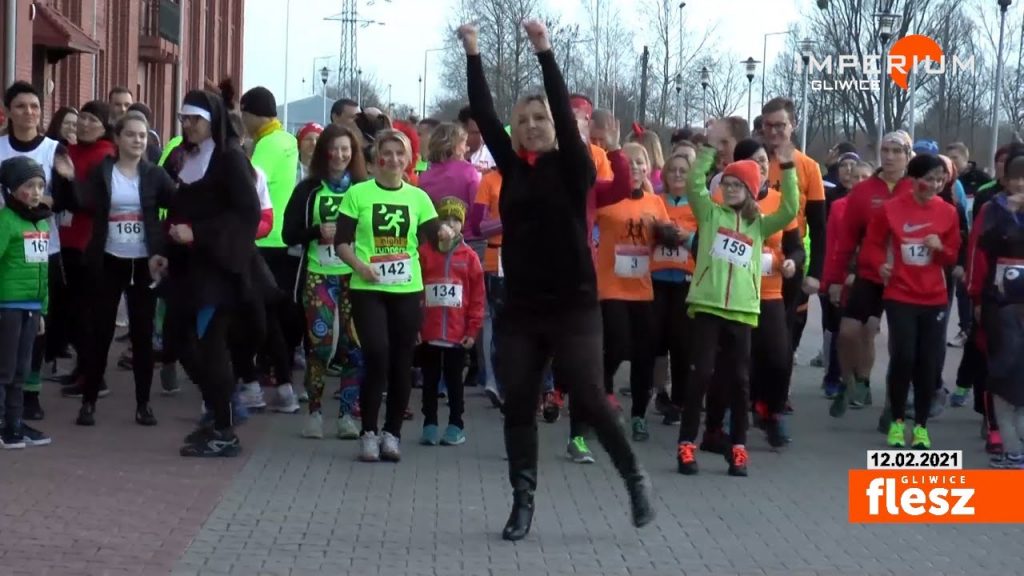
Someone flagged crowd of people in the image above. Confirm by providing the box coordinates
[1,18,1023,539]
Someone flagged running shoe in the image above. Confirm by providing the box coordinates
[62,380,109,399]
[727,445,749,477]
[887,420,906,447]
[699,428,729,455]
[22,391,44,421]
[765,415,789,448]
[654,391,673,416]
[20,424,51,446]
[676,442,698,475]
[238,382,266,410]
[359,431,381,462]
[336,414,360,440]
[947,330,967,348]
[930,388,948,418]
[380,431,401,462]
[661,405,681,426]
[989,452,1024,469]
[541,390,562,423]
[911,425,931,449]
[809,349,825,367]
[848,380,870,409]
[950,386,970,408]
[822,380,841,399]
[0,428,25,449]
[180,428,241,457]
[269,384,301,414]
[566,436,595,464]
[631,417,649,442]
[135,404,157,426]
[116,350,133,371]
[986,430,1004,455]
[828,384,848,418]
[440,425,466,446]
[420,424,440,446]
[484,384,503,409]
[160,363,180,395]
[76,402,96,426]
[301,412,324,439]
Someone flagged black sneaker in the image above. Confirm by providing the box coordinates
[136,404,158,426]
[654,392,673,416]
[62,381,110,399]
[765,415,789,449]
[184,421,214,444]
[21,424,51,446]
[0,428,26,449]
[23,391,44,421]
[661,405,681,426]
[76,402,96,426]
[160,364,180,395]
[180,428,241,457]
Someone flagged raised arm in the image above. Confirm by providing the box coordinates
[686,146,717,224]
[761,143,800,237]
[593,120,629,209]
[459,24,517,174]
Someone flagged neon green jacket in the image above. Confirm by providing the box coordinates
[0,208,50,314]
[252,128,299,248]
[686,146,799,327]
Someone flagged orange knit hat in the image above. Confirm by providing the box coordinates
[721,160,761,197]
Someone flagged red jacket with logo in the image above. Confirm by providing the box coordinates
[418,239,485,346]
[826,175,914,286]
[862,192,961,307]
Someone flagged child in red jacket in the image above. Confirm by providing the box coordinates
[418,198,485,446]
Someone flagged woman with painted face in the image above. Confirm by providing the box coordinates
[459,19,654,541]
[155,89,262,457]
[73,112,176,427]
[863,154,961,450]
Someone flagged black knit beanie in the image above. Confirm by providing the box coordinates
[239,87,277,118]
[80,100,112,129]
[0,156,46,198]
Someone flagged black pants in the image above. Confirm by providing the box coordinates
[601,299,655,418]
[680,312,752,445]
[652,280,691,408]
[350,290,422,437]
[85,255,156,405]
[497,303,640,479]
[230,300,268,384]
[190,307,237,430]
[751,299,793,415]
[0,309,40,429]
[259,248,305,366]
[30,254,67,374]
[885,301,946,426]
[783,273,809,351]
[60,248,91,374]
[419,343,466,428]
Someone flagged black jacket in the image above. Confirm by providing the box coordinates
[467,50,597,311]
[75,156,175,272]
[282,177,333,302]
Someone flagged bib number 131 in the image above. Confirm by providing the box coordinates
[370,254,412,285]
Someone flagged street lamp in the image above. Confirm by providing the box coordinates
[797,38,814,151]
[422,47,446,119]
[700,66,710,133]
[674,73,683,128]
[320,66,330,125]
[761,30,793,113]
[356,68,363,108]
[990,0,1013,172]
[875,8,902,164]
[742,57,761,131]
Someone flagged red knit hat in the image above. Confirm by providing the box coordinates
[721,160,761,197]
[297,122,323,143]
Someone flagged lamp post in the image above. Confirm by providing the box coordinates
[422,47,445,119]
[356,68,363,107]
[387,83,393,114]
[761,30,793,112]
[283,0,291,130]
[742,57,760,130]
[875,9,901,165]
[418,76,423,117]
[990,0,1013,172]
[798,38,814,151]
[700,66,710,133]
[320,66,330,125]
[675,73,683,128]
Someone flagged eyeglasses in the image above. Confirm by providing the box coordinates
[720,179,748,191]
[763,121,789,133]
[177,114,204,125]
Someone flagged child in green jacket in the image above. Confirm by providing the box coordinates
[0,157,53,449]
[676,142,798,477]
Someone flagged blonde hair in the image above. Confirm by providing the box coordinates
[426,122,467,164]
[623,142,653,193]
[631,131,664,170]
[374,129,412,168]
[661,152,693,192]
[510,94,553,151]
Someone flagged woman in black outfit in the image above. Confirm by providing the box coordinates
[459,20,654,541]
[151,89,262,457]
[74,111,176,427]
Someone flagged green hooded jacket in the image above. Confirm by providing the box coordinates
[0,208,50,314]
[252,128,299,248]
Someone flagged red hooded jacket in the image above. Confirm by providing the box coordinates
[825,175,913,287]
[822,195,851,304]
[64,139,117,251]
[862,192,961,307]
[418,238,485,345]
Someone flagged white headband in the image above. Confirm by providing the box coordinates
[179,104,211,122]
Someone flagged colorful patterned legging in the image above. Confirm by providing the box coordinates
[303,271,363,415]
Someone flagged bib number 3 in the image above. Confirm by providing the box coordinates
[370,254,412,285]
[614,245,650,278]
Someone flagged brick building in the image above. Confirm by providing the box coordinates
[1,0,245,140]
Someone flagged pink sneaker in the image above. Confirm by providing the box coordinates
[986,430,1004,455]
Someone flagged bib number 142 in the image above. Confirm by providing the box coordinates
[370,254,412,285]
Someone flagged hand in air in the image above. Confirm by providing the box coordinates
[781,259,797,279]
[522,19,551,53]
[457,24,479,55]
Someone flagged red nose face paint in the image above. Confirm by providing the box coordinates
[378,158,387,167]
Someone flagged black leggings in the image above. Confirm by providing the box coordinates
[601,299,655,418]
[230,300,268,384]
[85,255,156,405]
[192,307,237,430]
[497,303,639,477]
[350,289,422,437]
[30,254,67,373]
[652,280,691,408]
[751,299,793,415]
[885,300,946,426]
[419,343,466,429]
[679,312,752,446]
[61,248,91,374]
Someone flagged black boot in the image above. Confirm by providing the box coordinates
[502,424,538,541]
[625,470,655,527]
[589,401,656,528]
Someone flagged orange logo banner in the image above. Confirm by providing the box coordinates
[849,470,1024,523]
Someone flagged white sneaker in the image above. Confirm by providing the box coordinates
[238,381,266,409]
[359,431,380,462]
[380,431,401,462]
[301,412,324,439]
[269,384,301,414]
[336,414,360,440]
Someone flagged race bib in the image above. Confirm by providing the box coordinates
[653,245,689,265]
[23,231,48,264]
[316,241,343,267]
[994,257,1024,291]
[108,213,144,244]
[425,281,463,308]
[370,254,412,285]
[900,241,932,266]
[614,245,650,278]
[711,228,753,267]
[761,251,775,276]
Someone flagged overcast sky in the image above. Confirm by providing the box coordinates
[243,0,805,110]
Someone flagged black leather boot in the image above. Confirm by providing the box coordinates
[502,424,538,541]
[625,470,655,527]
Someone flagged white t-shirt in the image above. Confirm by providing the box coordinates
[105,166,148,259]
[469,144,496,172]
[0,135,62,255]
